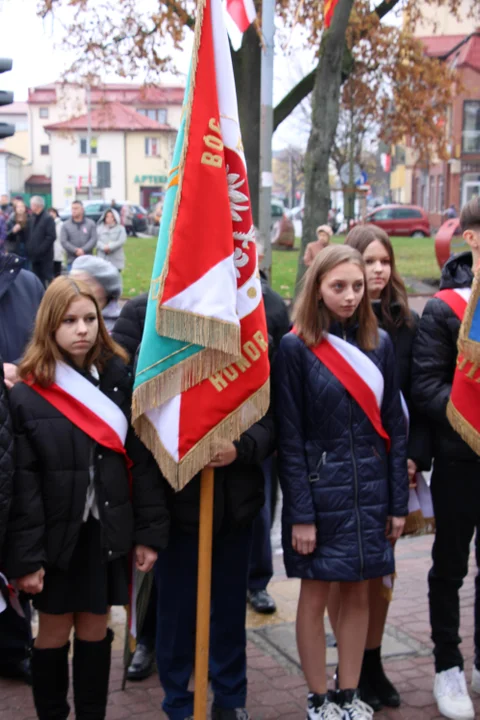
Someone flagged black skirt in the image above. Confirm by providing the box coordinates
[34,516,129,615]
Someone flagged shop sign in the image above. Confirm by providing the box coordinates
[134,174,168,184]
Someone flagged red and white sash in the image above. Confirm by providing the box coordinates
[27,364,138,637]
[29,363,129,457]
[434,288,471,321]
[300,331,391,451]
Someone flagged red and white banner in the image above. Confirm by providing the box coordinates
[224,0,256,50]
[434,288,470,320]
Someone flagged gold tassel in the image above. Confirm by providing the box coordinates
[402,509,425,537]
[156,306,241,357]
[133,380,270,491]
[447,400,480,456]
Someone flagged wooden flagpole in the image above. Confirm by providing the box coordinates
[194,466,215,719]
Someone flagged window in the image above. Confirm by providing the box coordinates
[39,107,49,119]
[371,208,393,220]
[145,137,160,156]
[463,101,480,153]
[40,144,50,155]
[79,137,98,155]
[429,176,436,212]
[392,207,423,219]
[138,108,168,123]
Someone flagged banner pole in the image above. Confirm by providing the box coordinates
[193,466,215,719]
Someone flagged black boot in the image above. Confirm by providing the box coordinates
[31,643,70,720]
[73,628,114,720]
[361,647,400,709]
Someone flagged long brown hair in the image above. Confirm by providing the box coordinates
[14,200,28,229]
[20,276,129,387]
[345,224,412,331]
[294,245,378,350]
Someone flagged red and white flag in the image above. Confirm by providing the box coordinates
[133,0,270,491]
[224,0,256,50]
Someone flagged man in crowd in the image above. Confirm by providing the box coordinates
[60,200,97,269]
[0,252,44,683]
[26,196,56,287]
[0,194,13,218]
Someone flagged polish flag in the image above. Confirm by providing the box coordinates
[224,0,256,51]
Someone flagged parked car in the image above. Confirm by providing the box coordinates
[364,204,431,237]
[60,201,148,234]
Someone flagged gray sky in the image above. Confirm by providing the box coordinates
[0,0,312,149]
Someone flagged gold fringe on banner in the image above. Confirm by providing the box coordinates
[447,399,480,457]
[132,345,238,420]
[156,307,241,357]
[133,379,270,491]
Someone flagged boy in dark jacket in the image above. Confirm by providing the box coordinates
[113,294,276,719]
[411,196,480,720]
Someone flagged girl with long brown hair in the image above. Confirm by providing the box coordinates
[6,198,29,261]
[274,245,408,720]
[3,276,169,720]
[326,225,431,711]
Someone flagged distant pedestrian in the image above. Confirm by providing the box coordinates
[27,196,56,288]
[48,207,64,277]
[121,203,135,237]
[0,194,13,219]
[445,204,457,219]
[303,224,333,268]
[61,200,97,269]
[5,199,29,261]
[274,245,408,720]
[70,255,123,332]
[96,208,126,271]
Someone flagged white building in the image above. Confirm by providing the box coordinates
[0,149,24,196]
[46,101,176,209]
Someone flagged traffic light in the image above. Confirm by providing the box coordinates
[0,58,15,140]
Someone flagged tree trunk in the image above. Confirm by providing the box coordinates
[232,25,262,226]
[295,0,355,292]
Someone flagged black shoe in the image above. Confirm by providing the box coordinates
[247,589,276,614]
[73,628,113,720]
[362,647,400,709]
[126,643,155,680]
[31,644,70,719]
[211,707,250,720]
[358,673,382,712]
[0,656,32,685]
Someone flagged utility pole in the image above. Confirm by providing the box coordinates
[87,84,92,200]
[258,0,275,281]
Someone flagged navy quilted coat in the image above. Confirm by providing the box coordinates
[274,324,409,582]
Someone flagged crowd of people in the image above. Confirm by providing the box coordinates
[0,195,479,720]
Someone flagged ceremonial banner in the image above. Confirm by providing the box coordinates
[447,273,480,454]
[132,0,270,491]
[224,0,256,50]
[324,0,340,28]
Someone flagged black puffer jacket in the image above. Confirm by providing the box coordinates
[372,302,431,471]
[411,251,477,463]
[3,356,169,579]
[112,293,147,367]
[113,294,276,533]
[0,361,13,561]
[260,272,290,356]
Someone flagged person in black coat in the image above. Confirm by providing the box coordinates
[411,197,480,720]
[330,224,431,710]
[112,292,276,720]
[4,276,169,720]
[26,196,56,287]
[5,198,29,262]
[0,359,13,563]
[274,245,408,720]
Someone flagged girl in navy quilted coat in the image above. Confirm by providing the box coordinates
[274,245,408,720]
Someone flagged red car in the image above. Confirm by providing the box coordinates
[364,204,431,238]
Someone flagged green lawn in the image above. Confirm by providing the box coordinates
[122,235,443,300]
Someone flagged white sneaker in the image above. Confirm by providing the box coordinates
[341,697,374,720]
[307,693,343,720]
[433,667,475,719]
[472,665,480,694]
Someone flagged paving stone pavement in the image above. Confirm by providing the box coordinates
[1,533,479,719]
